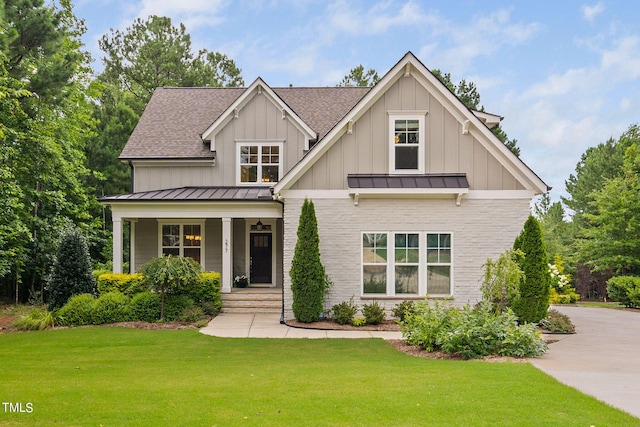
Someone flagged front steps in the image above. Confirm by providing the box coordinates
[221,288,282,314]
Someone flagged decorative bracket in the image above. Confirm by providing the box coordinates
[233,108,239,119]
[456,193,464,206]
[347,120,353,135]
[353,193,359,206]
[462,120,470,135]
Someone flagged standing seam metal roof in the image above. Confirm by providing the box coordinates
[99,186,274,202]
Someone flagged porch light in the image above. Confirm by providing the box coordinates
[256,219,263,231]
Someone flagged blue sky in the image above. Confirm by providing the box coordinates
[73,0,640,205]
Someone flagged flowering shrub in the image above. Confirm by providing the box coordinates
[548,255,579,304]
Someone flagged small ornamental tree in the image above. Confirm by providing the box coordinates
[512,216,551,323]
[290,198,325,322]
[139,255,202,320]
[481,249,525,314]
[47,227,97,310]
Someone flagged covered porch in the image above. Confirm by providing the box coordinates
[101,187,284,293]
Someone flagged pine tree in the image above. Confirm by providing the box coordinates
[290,199,325,322]
[46,227,96,310]
[512,216,551,323]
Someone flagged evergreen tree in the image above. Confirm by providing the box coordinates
[290,199,325,323]
[46,227,96,310]
[512,216,550,323]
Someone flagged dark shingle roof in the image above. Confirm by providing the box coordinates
[119,86,370,160]
[99,186,273,202]
[347,174,469,189]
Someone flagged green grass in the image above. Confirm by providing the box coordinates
[576,301,629,309]
[0,328,638,426]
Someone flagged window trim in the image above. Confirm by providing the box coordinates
[236,141,284,186]
[157,220,206,268]
[388,113,426,174]
[361,231,453,297]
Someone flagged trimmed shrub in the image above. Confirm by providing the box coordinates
[180,272,221,305]
[163,295,195,321]
[97,273,148,296]
[92,292,131,324]
[540,309,575,333]
[175,306,207,323]
[332,297,358,325]
[12,308,56,331]
[607,276,640,307]
[290,198,325,323]
[47,227,97,310]
[130,292,161,322]
[392,300,416,322]
[362,300,386,325]
[57,293,95,326]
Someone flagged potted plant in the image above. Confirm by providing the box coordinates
[234,275,249,288]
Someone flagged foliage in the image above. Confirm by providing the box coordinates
[362,300,386,325]
[12,307,56,331]
[56,293,95,326]
[392,300,416,322]
[400,301,547,359]
[46,227,97,310]
[175,306,207,323]
[97,273,148,296]
[539,309,576,334]
[332,297,358,325]
[533,193,573,264]
[290,199,325,322]
[188,272,221,306]
[91,292,131,324]
[338,65,380,87]
[548,256,579,303]
[139,255,202,319]
[512,216,551,323]
[129,292,161,322]
[606,276,640,308]
[352,318,367,327]
[162,295,195,322]
[480,249,524,313]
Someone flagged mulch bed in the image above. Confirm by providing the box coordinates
[285,318,400,331]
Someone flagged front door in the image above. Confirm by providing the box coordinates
[250,233,272,284]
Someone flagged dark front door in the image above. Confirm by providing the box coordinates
[250,233,272,284]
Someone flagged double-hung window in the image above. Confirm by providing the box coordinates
[389,114,425,174]
[362,232,452,296]
[237,142,283,185]
[160,222,204,265]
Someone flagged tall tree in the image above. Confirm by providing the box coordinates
[533,193,573,264]
[338,65,380,87]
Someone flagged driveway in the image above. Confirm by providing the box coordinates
[530,305,640,418]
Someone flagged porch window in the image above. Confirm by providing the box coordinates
[237,142,283,185]
[161,223,202,264]
[389,114,425,174]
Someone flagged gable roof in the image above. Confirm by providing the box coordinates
[119,85,369,160]
[274,51,549,194]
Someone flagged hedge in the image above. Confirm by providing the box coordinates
[97,273,149,296]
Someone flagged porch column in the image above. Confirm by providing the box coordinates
[221,217,232,293]
[113,217,123,274]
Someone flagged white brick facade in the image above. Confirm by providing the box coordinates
[282,196,530,320]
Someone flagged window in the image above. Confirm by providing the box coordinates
[389,114,425,173]
[160,223,203,265]
[237,142,283,185]
[362,232,452,296]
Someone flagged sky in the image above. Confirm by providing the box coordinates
[73,0,640,205]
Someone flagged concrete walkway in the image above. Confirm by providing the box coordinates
[530,305,640,419]
[199,313,402,340]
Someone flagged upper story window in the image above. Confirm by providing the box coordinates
[237,142,283,185]
[389,114,425,174]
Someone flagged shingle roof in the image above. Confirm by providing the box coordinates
[119,86,370,160]
[347,174,469,189]
[99,186,273,202]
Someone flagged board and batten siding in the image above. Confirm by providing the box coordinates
[281,196,530,320]
[133,91,310,192]
[291,75,524,191]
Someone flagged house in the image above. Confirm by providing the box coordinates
[101,52,548,319]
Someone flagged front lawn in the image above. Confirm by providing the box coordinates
[0,327,637,426]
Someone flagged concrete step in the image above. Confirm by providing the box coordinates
[221,290,282,314]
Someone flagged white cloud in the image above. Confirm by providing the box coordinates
[581,2,605,22]
[135,0,228,29]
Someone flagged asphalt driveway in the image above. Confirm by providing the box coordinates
[530,305,640,418]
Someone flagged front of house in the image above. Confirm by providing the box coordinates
[101,52,548,320]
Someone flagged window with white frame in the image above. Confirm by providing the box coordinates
[160,223,203,264]
[389,114,425,173]
[237,142,283,185]
[362,232,452,296]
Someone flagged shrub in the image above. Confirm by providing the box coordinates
[290,198,325,323]
[352,318,367,327]
[182,272,221,305]
[392,300,416,322]
[92,292,131,324]
[57,293,96,326]
[362,300,386,325]
[332,297,358,325]
[97,273,148,296]
[12,308,56,331]
[200,301,221,316]
[175,306,207,323]
[400,300,547,359]
[607,276,640,307]
[540,309,576,333]
[47,227,97,310]
[481,249,524,313]
[130,292,161,322]
[163,295,195,321]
